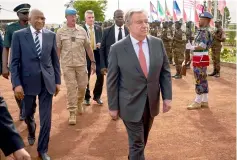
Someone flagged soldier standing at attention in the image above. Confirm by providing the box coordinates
[172,21,186,79]
[156,20,162,38]
[168,20,174,65]
[209,20,226,77]
[161,21,173,64]
[149,21,157,37]
[2,3,31,121]
[186,12,213,110]
[56,7,96,125]
[185,21,194,69]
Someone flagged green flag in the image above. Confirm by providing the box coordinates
[157,0,164,16]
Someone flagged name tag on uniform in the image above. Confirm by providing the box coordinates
[71,37,75,42]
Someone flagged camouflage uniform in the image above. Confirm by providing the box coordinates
[168,21,174,64]
[209,20,225,77]
[149,22,157,37]
[161,22,172,64]
[56,25,90,117]
[185,21,194,69]
[172,21,186,79]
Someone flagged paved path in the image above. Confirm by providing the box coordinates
[0,65,235,160]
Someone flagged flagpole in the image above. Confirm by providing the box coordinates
[214,0,218,22]
[194,0,196,27]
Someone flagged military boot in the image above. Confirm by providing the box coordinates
[187,102,201,110]
[208,69,216,76]
[214,71,220,78]
[201,102,209,108]
[68,112,76,125]
[77,104,84,115]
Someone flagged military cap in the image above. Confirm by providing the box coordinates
[13,3,31,13]
[175,20,182,24]
[199,11,213,19]
[65,7,77,15]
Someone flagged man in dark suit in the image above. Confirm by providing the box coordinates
[0,96,31,160]
[100,9,129,75]
[10,9,61,160]
[0,34,3,75]
[83,10,103,106]
[107,9,172,160]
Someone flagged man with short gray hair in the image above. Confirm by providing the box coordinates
[107,8,172,160]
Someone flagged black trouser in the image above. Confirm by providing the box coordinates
[85,50,104,101]
[23,79,52,153]
[123,100,154,160]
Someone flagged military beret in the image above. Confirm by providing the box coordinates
[199,11,213,19]
[65,7,77,15]
[13,3,31,13]
[175,20,182,24]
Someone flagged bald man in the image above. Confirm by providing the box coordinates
[10,9,61,160]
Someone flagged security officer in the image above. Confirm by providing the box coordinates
[161,21,173,64]
[172,20,186,79]
[56,7,96,125]
[185,21,194,69]
[209,19,226,77]
[2,3,31,121]
[186,12,213,110]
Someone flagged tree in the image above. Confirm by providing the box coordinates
[74,0,107,22]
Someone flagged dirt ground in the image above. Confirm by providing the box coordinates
[0,65,236,160]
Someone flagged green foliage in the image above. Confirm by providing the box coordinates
[220,48,236,63]
[211,3,231,27]
[74,0,107,22]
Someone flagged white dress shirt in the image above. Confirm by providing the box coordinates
[115,24,126,42]
[85,24,97,50]
[30,26,43,49]
[130,35,150,72]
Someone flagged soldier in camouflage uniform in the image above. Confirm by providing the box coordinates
[56,7,96,125]
[150,21,157,37]
[185,21,194,69]
[168,21,175,65]
[161,21,173,64]
[186,12,213,110]
[154,20,162,38]
[172,21,186,79]
[2,3,31,121]
[209,20,226,77]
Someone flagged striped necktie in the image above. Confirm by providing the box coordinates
[35,31,41,57]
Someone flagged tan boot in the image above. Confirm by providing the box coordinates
[68,112,76,125]
[187,102,201,110]
[201,102,209,108]
[77,105,84,115]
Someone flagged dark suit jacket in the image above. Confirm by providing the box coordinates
[107,35,172,122]
[0,34,3,74]
[10,27,61,95]
[83,24,102,51]
[100,25,129,69]
[0,96,24,156]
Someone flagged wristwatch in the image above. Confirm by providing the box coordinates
[91,61,96,64]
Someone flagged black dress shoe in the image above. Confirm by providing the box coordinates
[38,153,51,160]
[19,113,25,121]
[28,123,36,146]
[93,98,103,105]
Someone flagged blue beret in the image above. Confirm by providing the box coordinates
[13,3,31,13]
[199,11,213,19]
[65,7,77,15]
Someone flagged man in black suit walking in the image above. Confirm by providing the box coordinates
[83,10,103,106]
[100,9,129,75]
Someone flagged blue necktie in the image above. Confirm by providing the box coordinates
[35,32,41,57]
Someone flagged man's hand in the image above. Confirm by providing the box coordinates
[6,148,31,160]
[54,84,60,97]
[101,68,107,75]
[109,110,119,120]
[163,100,172,113]
[2,66,9,79]
[91,62,96,75]
[14,86,24,100]
[96,43,101,49]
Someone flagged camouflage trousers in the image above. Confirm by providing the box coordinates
[165,46,173,63]
[173,48,185,75]
[193,66,209,95]
[185,49,191,66]
[211,47,221,72]
[62,66,88,113]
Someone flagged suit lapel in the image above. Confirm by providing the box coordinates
[25,27,37,55]
[125,27,129,36]
[146,36,154,80]
[124,35,145,78]
[110,25,115,43]
[94,25,99,44]
[41,29,47,56]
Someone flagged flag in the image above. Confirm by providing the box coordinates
[196,4,204,13]
[173,10,178,21]
[165,0,171,20]
[183,8,187,22]
[195,9,199,27]
[207,0,212,12]
[184,0,195,8]
[218,0,226,16]
[173,0,181,15]
[157,0,165,16]
[150,1,158,15]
